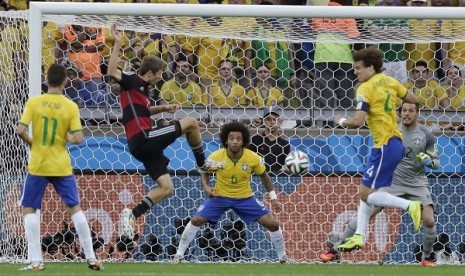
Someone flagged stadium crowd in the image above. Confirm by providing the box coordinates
[1,0,464,129]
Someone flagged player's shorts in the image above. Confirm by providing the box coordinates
[362,136,403,189]
[20,174,79,210]
[195,196,270,224]
[381,179,434,208]
[131,120,182,181]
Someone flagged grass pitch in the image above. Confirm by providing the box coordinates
[1,262,464,276]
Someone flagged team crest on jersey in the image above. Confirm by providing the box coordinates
[139,86,145,92]
[425,89,432,97]
[187,94,193,100]
[414,136,422,146]
[242,163,249,171]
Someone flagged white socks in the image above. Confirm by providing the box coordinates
[71,211,96,260]
[367,191,410,210]
[24,213,42,262]
[269,228,286,260]
[355,200,372,236]
[175,222,200,257]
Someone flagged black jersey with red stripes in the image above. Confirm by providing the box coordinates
[118,72,154,151]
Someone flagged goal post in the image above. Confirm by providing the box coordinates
[0,2,459,264]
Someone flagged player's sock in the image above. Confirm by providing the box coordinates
[269,228,286,259]
[132,196,154,219]
[190,143,206,167]
[24,213,42,262]
[422,226,437,259]
[176,222,200,257]
[72,211,96,260]
[367,191,410,210]
[355,200,372,236]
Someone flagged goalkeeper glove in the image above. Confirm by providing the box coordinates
[416,152,433,168]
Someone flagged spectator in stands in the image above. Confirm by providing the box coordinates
[311,0,359,109]
[249,107,290,176]
[210,59,253,107]
[42,21,66,76]
[64,62,88,107]
[440,0,465,79]
[248,65,284,108]
[369,2,409,83]
[65,24,106,106]
[253,1,297,107]
[0,4,28,103]
[403,60,450,109]
[405,0,442,73]
[443,65,465,111]
[161,57,206,106]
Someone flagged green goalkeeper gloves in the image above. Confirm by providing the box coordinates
[416,152,433,168]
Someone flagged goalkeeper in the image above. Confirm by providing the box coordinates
[321,102,440,266]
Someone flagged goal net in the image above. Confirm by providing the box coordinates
[1,3,464,264]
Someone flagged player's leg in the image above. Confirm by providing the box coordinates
[179,117,224,172]
[421,204,436,266]
[174,197,228,260]
[339,138,422,252]
[53,176,103,270]
[179,117,206,168]
[20,174,48,270]
[122,158,173,239]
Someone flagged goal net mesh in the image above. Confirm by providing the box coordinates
[1,7,464,264]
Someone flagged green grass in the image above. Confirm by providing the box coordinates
[1,262,464,276]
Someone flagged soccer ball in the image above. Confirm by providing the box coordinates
[285,150,309,175]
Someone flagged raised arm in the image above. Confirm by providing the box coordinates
[107,24,123,83]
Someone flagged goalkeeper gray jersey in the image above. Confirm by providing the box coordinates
[392,124,439,187]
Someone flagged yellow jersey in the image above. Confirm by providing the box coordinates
[248,86,284,107]
[403,80,447,109]
[441,20,465,66]
[356,73,407,148]
[209,148,266,199]
[443,85,465,111]
[161,79,207,106]
[19,93,82,176]
[42,22,64,75]
[210,81,253,107]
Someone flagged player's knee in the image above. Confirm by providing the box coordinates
[181,117,199,131]
[190,216,206,227]
[266,220,280,232]
[423,216,435,228]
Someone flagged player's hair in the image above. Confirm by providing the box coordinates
[446,65,462,77]
[139,56,164,76]
[413,60,429,71]
[47,63,67,87]
[353,47,384,73]
[398,102,420,114]
[219,121,250,148]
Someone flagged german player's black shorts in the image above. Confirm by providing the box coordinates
[131,120,182,181]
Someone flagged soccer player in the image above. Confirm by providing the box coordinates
[334,47,422,252]
[107,24,219,240]
[322,102,440,266]
[173,121,290,263]
[16,64,102,271]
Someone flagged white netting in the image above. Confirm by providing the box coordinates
[1,4,465,264]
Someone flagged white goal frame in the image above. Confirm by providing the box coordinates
[28,2,465,100]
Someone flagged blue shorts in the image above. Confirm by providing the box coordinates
[195,196,270,224]
[362,137,403,189]
[20,174,80,209]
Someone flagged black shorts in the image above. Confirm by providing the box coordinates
[131,120,182,181]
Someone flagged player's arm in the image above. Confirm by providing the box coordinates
[148,104,179,115]
[107,24,122,83]
[67,130,84,145]
[260,172,282,211]
[16,123,32,146]
[200,173,216,198]
[417,130,440,169]
[334,110,366,128]
[401,90,416,104]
